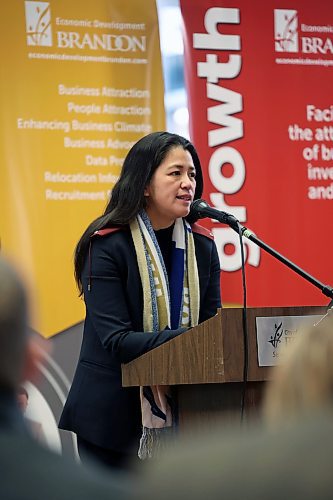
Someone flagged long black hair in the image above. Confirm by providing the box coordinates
[74,131,203,292]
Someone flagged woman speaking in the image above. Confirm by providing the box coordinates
[59,131,221,470]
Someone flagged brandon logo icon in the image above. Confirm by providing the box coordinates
[274,9,298,53]
[25,1,52,46]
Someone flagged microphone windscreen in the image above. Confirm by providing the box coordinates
[186,199,203,224]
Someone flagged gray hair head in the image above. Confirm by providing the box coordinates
[0,257,28,390]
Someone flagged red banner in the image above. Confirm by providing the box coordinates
[180,0,333,307]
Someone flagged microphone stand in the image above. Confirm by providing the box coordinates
[234,223,333,304]
[191,199,333,303]
[193,198,333,421]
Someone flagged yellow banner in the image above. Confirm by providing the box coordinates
[0,0,165,337]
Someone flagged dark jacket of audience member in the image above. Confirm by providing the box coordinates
[0,256,133,500]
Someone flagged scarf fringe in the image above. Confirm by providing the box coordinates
[138,426,176,460]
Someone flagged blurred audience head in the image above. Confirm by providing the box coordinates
[263,310,333,425]
[0,257,29,391]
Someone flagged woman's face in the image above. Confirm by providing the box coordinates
[144,146,196,229]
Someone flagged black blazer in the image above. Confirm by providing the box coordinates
[59,224,221,453]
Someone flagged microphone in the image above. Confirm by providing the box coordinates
[190,199,239,229]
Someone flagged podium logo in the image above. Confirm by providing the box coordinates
[268,322,283,350]
[274,9,298,52]
[25,1,52,46]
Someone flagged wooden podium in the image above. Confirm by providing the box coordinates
[122,306,326,430]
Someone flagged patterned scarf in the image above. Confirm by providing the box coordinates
[129,210,199,459]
